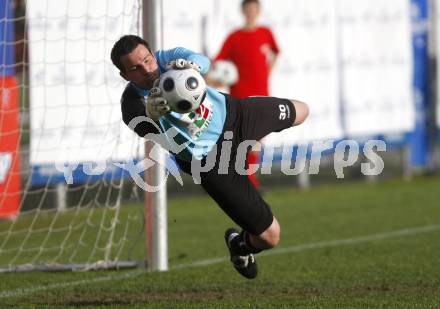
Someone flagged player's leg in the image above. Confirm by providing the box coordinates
[237,96,308,236]
[217,96,308,277]
[232,96,308,250]
[199,166,275,279]
[175,153,275,253]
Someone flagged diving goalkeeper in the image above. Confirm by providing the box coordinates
[111,35,309,279]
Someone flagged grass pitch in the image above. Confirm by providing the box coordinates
[1,175,439,308]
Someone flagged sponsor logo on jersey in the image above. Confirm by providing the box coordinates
[184,98,213,138]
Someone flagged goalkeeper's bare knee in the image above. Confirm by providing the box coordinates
[291,100,309,126]
[250,217,280,250]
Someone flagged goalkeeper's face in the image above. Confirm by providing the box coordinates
[120,44,159,89]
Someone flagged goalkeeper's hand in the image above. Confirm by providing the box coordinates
[146,81,170,121]
[166,58,202,73]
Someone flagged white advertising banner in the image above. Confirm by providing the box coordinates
[28,0,142,165]
[259,0,343,146]
[28,0,416,168]
[339,0,414,137]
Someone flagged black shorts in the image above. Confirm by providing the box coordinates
[176,94,296,235]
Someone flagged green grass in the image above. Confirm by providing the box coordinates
[1,175,440,307]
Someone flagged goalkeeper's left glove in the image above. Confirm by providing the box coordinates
[145,80,170,121]
[166,58,202,73]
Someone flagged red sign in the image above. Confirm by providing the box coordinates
[0,76,21,219]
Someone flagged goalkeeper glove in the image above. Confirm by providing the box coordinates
[166,58,202,73]
[145,81,170,121]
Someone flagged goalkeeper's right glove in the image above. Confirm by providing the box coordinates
[145,82,170,121]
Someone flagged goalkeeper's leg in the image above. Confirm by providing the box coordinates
[195,165,279,279]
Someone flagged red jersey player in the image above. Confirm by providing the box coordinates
[213,0,280,189]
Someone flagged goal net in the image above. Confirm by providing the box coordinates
[0,0,147,272]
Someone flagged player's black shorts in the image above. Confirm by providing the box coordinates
[176,94,296,235]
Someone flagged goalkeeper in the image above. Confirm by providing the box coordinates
[111,35,309,279]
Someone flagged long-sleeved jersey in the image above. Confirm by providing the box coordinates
[121,47,227,161]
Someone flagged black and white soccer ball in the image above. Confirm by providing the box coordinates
[159,68,207,113]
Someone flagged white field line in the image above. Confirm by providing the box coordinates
[1,223,439,299]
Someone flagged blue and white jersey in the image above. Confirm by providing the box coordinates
[132,47,227,161]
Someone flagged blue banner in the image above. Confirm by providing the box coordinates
[410,0,432,169]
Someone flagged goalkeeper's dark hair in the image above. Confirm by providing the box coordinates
[111,35,153,72]
[241,0,260,8]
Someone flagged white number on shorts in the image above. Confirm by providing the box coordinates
[279,104,287,120]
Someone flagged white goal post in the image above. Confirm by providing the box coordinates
[143,0,168,272]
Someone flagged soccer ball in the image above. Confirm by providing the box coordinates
[208,60,238,86]
[159,68,207,113]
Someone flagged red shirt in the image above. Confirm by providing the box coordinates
[214,26,279,98]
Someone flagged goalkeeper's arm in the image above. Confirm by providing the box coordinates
[121,85,162,137]
[155,47,210,75]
